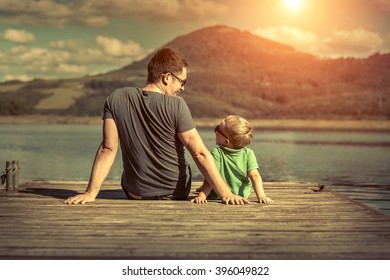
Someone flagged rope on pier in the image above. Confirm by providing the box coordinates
[1,160,20,191]
[1,168,8,186]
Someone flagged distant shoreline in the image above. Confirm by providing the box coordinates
[1,115,390,132]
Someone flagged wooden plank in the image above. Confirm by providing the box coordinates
[0,181,389,259]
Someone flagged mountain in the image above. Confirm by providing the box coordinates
[1,25,390,119]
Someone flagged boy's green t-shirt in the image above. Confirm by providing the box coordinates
[208,146,259,199]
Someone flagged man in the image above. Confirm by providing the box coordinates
[65,48,249,205]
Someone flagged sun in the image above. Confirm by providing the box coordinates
[284,0,304,11]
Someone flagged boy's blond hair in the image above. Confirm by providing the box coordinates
[222,115,253,148]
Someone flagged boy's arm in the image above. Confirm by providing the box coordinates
[248,169,274,204]
[178,128,249,205]
[191,180,213,204]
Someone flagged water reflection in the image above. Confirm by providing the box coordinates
[1,124,389,215]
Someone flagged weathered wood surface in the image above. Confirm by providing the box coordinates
[0,181,389,260]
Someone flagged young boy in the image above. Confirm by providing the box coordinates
[191,115,274,204]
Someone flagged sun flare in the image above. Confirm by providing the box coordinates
[284,0,304,11]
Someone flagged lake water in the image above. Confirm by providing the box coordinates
[1,124,389,215]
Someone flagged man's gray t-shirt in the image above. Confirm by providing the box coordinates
[103,87,195,197]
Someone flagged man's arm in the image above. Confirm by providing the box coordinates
[64,118,119,204]
[178,128,249,205]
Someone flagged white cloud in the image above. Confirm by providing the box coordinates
[0,0,227,27]
[19,48,47,60]
[324,28,383,57]
[0,35,149,82]
[58,63,87,74]
[84,0,227,23]
[254,25,386,58]
[50,40,66,49]
[49,39,85,51]
[9,45,28,55]
[4,74,34,82]
[254,25,320,53]
[382,32,390,53]
[18,48,67,64]
[83,16,109,27]
[184,0,227,17]
[0,0,106,27]
[96,36,144,57]
[2,29,35,43]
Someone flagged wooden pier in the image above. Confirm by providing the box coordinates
[0,181,389,259]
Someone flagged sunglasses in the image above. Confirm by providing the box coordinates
[170,72,187,87]
[214,125,231,141]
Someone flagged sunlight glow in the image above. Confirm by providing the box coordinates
[284,0,304,11]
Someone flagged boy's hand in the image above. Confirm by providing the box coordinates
[191,192,208,204]
[258,196,274,204]
[221,194,250,205]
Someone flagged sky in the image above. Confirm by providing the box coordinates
[1,0,390,83]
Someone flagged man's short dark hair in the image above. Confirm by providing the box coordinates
[147,48,188,83]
